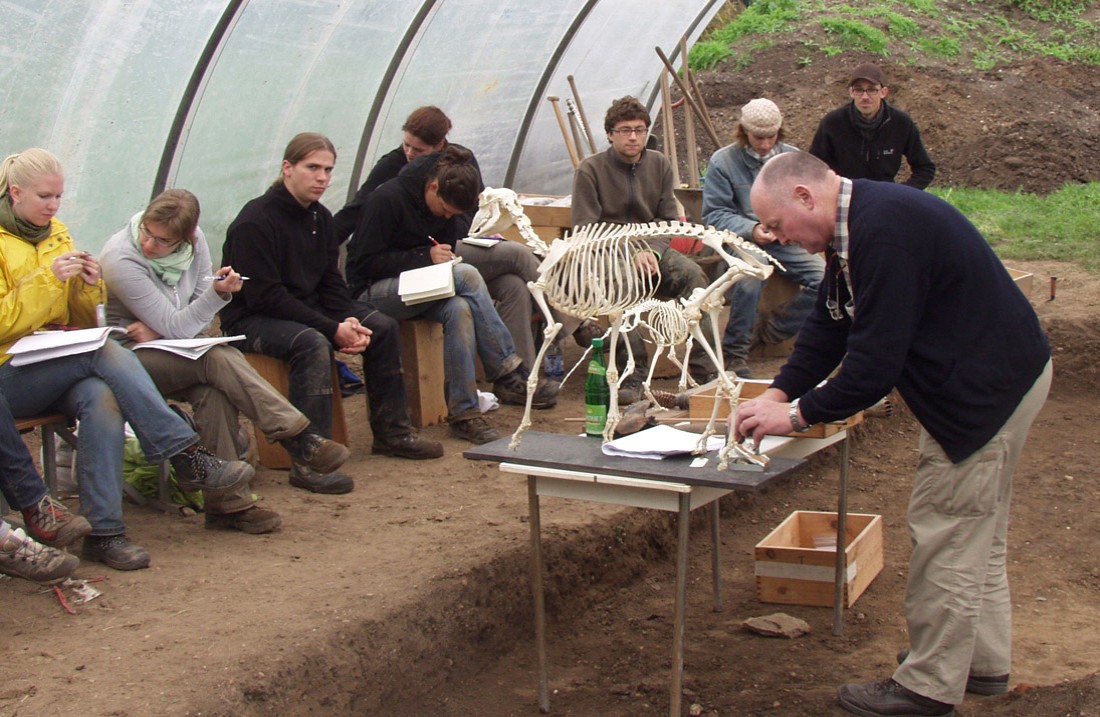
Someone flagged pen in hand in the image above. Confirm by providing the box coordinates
[210,275,250,281]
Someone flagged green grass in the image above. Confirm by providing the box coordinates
[932,183,1100,271]
[690,0,1100,72]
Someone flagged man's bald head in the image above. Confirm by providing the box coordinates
[750,151,839,255]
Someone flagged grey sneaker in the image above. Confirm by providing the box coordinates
[0,527,79,584]
[279,431,350,475]
[169,443,254,497]
[81,533,150,571]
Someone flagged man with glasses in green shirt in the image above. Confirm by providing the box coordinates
[809,62,936,188]
[571,96,716,402]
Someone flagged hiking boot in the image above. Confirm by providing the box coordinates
[278,431,350,475]
[572,319,605,348]
[617,375,644,405]
[449,416,500,445]
[21,494,92,548]
[493,369,559,409]
[0,527,79,584]
[372,434,444,460]
[725,357,753,378]
[169,443,254,497]
[205,506,283,534]
[82,534,150,571]
[838,678,955,717]
[896,649,1009,696]
[289,464,354,495]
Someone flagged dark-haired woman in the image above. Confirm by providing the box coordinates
[345,146,558,445]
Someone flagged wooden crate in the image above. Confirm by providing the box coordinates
[688,384,863,438]
[499,193,572,245]
[1006,266,1034,296]
[755,510,884,608]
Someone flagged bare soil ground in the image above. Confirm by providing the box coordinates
[4,10,1100,716]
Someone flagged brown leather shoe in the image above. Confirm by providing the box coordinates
[205,506,283,534]
[372,433,444,460]
[838,678,954,716]
[449,416,500,445]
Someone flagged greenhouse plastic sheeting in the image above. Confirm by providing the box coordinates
[0,0,723,255]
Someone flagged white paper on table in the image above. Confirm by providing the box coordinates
[601,425,727,461]
[132,335,245,360]
[8,327,124,366]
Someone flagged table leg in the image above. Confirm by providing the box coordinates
[670,492,691,717]
[709,500,722,612]
[832,435,851,636]
[528,477,550,713]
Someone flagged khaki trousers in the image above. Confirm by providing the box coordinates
[894,359,1052,704]
[136,344,310,514]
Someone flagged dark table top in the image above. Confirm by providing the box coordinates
[463,431,805,492]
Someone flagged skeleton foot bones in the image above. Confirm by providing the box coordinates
[471,187,779,469]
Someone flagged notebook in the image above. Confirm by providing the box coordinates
[398,259,459,305]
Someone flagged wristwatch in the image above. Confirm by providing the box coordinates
[789,398,811,433]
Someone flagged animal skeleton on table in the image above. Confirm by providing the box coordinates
[468,187,781,469]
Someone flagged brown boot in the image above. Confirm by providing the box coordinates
[205,506,283,534]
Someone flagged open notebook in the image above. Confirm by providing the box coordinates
[398,258,460,305]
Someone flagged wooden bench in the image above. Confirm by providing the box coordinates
[242,353,348,470]
[398,319,447,428]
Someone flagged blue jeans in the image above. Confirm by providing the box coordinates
[722,243,825,361]
[360,263,521,420]
[0,340,199,535]
[225,303,415,443]
[0,388,48,511]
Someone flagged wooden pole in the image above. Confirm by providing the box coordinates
[680,37,719,148]
[567,74,598,155]
[547,95,581,169]
[660,69,682,189]
[682,68,700,188]
[655,46,721,148]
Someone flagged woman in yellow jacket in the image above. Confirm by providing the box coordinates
[0,148,255,571]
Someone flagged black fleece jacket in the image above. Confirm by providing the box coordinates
[219,182,356,340]
[809,101,936,188]
[344,153,468,297]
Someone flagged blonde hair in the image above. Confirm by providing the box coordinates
[143,189,201,246]
[0,148,64,197]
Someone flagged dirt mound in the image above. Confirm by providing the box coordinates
[686,46,1100,194]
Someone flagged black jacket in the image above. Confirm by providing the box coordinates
[809,101,936,188]
[344,153,468,297]
[220,182,355,339]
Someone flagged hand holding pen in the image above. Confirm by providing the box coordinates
[428,235,455,264]
[210,266,247,295]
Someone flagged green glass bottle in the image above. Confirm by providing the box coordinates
[584,337,610,437]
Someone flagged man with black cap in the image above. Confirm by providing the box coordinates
[702,98,824,378]
[810,62,936,188]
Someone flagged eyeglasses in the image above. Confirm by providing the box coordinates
[849,86,882,97]
[140,223,181,249]
[610,127,648,136]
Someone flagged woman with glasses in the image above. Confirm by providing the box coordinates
[0,149,256,570]
[100,189,353,532]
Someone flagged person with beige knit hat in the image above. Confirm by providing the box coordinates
[702,98,824,378]
[809,61,936,187]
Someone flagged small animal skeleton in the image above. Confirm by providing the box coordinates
[469,187,780,469]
